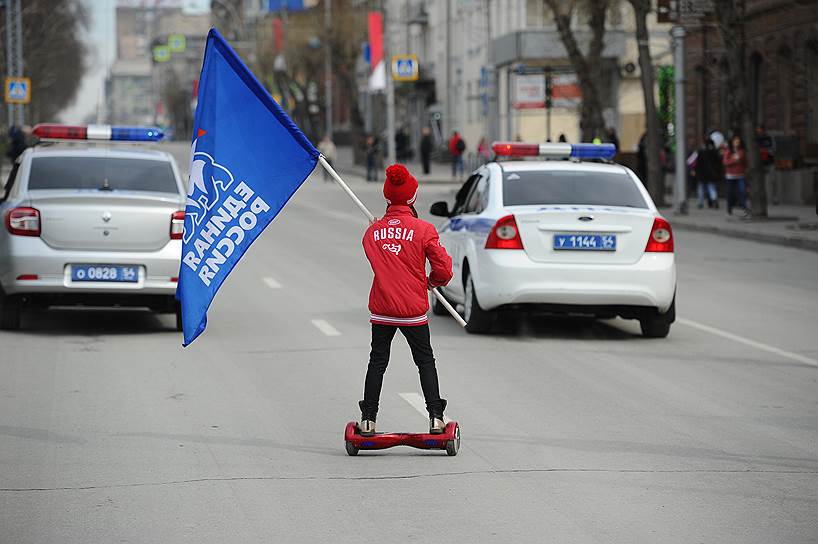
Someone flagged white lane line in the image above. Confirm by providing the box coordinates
[310,319,341,337]
[262,276,282,289]
[677,317,818,368]
[399,392,451,423]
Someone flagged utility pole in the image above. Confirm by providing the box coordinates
[672,26,687,215]
[383,0,396,165]
[5,0,24,127]
[323,0,333,139]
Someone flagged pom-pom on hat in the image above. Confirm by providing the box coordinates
[383,164,419,206]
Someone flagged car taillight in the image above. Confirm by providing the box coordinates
[170,211,184,239]
[485,215,524,249]
[5,207,41,237]
[645,217,674,252]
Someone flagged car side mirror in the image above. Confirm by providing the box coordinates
[430,201,450,217]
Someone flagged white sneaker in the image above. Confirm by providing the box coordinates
[360,420,376,436]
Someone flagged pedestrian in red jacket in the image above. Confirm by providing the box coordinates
[359,164,453,436]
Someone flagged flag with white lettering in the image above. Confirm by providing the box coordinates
[178,28,319,346]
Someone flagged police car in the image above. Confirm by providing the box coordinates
[0,124,185,330]
[429,142,676,337]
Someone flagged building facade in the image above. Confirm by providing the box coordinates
[682,0,818,164]
[383,0,672,157]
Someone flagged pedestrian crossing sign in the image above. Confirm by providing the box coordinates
[4,77,30,104]
[392,55,419,82]
[168,34,186,53]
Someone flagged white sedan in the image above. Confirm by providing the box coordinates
[429,142,676,337]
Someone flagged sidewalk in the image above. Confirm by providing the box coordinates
[670,200,818,252]
[332,145,466,184]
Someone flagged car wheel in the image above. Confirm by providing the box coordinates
[430,290,450,316]
[463,272,495,334]
[639,297,675,338]
[0,293,21,331]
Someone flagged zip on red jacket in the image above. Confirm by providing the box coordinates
[363,205,453,326]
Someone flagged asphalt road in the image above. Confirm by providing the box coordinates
[1,157,817,543]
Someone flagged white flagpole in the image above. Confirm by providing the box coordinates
[317,155,467,328]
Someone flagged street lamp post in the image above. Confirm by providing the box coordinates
[672,25,688,215]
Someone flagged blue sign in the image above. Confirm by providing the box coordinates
[5,77,30,104]
[392,55,419,81]
[177,28,319,346]
[267,0,314,11]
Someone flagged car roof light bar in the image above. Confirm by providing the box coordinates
[492,141,616,160]
[32,124,164,142]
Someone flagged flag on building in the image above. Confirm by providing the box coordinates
[177,28,319,346]
[367,12,385,91]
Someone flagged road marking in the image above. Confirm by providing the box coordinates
[262,276,282,289]
[677,317,818,368]
[399,392,451,423]
[310,319,341,337]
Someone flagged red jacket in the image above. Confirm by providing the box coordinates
[722,148,747,179]
[363,205,453,326]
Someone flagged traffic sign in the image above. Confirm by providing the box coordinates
[5,77,30,104]
[153,45,171,63]
[391,54,419,82]
[168,34,186,53]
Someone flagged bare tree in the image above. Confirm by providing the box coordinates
[0,0,89,124]
[544,0,608,141]
[712,0,766,217]
[628,0,664,204]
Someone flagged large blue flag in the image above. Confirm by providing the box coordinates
[178,28,319,346]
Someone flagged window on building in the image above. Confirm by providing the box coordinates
[749,51,764,126]
[527,0,554,27]
[806,41,818,144]
[777,46,794,132]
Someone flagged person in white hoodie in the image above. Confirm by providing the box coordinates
[317,134,337,181]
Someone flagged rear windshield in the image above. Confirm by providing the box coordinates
[503,169,648,208]
[28,156,179,194]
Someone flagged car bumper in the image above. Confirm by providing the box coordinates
[0,236,181,296]
[474,250,676,313]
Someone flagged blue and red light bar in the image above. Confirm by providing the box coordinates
[33,124,164,142]
[492,141,616,160]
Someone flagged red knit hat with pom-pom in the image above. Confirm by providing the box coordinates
[383,164,419,206]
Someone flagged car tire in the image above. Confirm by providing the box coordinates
[463,272,495,334]
[430,290,450,316]
[639,297,675,338]
[0,293,21,331]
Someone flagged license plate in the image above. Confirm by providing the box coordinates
[70,264,139,283]
[553,234,616,251]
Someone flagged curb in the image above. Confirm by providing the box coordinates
[672,221,818,253]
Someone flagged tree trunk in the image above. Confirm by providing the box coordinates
[713,0,766,217]
[545,0,607,141]
[630,0,665,205]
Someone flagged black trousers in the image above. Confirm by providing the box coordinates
[362,323,442,417]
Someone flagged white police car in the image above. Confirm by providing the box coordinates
[429,142,676,337]
[0,124,185,330]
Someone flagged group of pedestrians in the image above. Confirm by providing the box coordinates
[688,129,771,216]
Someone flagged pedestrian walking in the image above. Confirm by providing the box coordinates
[358,164,453,437]
[694,137,722,209]
[6,125,27,165]
[477,137,491,164]
[420,126,433,175]
[756,124,776,204]
[448,131,466,180]
[365,134,379,182]
[317,134,337,182]
[723,134,748,216]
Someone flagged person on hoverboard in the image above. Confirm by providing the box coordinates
[359,164,453,436]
